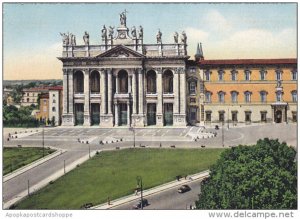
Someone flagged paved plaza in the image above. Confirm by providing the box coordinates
[3,123,297,209]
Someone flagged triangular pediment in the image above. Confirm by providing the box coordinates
[96,45,145,58]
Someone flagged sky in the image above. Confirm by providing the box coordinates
[2,2,297,80]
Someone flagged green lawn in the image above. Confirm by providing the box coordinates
[15,148,225,209]
[3,147,56,175]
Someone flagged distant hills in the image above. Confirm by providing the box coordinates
[3,80,62,87]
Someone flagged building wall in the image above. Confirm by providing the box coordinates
[21,91,40,106]
[202,64,297,125]
[49,90,60,126]
[37,97,49,122]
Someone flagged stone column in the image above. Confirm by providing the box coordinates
[114,103,119,126]
[178,68,187,126]
[132,71,137,114]
[128,75,132,93]
[127,101,131,127]
[100,70,106,114]
[107,69,113,114]
[138,69,144,115]
[68,70,74,114]
[62,69,68,114]
[156,68,163,126]
[174,69,179,114]
[116,75,119,93]
[83,69,90,126]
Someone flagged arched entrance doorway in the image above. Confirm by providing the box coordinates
[275,110,282,123]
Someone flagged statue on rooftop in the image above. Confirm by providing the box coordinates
[83,31,89,45]
[120,10,127,26]
[174,31,179,43]
[131,26,137,38]
[181,31,187,44]
[108,26,115,38]
[102,25,107,40]
[138,25,143,39]
[156,29,162,43]
[60,32,69,45]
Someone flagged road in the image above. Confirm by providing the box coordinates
[112,178,202,210]
[3,123,297,208]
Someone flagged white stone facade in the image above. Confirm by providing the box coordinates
[59,13,188,127]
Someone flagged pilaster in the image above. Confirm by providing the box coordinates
[156,68,164,127]
[83,69,91,126]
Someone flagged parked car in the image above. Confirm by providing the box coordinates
[132,199,149,209]
[177,185,191,193]
[80,202,93,209]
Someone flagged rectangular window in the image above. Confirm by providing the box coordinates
[245,111,251,122]
[232,112,238,122]
[260,72,265,80]
[231,73,236,81]
[292,71,297,80]
[53,99,56,103]
[205,112,211,122]
[260,112,267,122]
[53,94,56,97]
[276,72,282,80]
[189,82,196,95]
[190,98,196,103]
[190,108,197,120]
[43,99,47,104]
[205,71,210,81]
[219,112,225,122]
[245,71,251,81]
[205,92,211,103]
[52,107,56,112]
[292,111,297,122]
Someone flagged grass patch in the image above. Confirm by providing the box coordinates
[15,148,225,209]
[3,147,56,175]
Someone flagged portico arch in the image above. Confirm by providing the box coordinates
[146,70,157,93]
[74,71,84,93]
[90,70,100,93]
[118,70,128,93]
[163,70,173,93]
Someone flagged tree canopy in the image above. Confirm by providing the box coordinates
[196,138,297,209]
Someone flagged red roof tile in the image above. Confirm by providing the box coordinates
[199,59,297,65]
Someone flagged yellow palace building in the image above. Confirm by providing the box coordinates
[193,46,297,126]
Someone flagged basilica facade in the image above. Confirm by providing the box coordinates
[59,12,297,128]
[59,13,188,127]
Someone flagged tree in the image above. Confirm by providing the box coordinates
[196,138,297,209]
[11,84,24,104]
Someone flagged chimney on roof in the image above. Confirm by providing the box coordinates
[195,42,204,61]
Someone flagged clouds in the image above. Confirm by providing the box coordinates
[203,9,232,33]
[186,9,296,59]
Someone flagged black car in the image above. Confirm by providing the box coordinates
[177,185,191,193]
[132,199,149,209]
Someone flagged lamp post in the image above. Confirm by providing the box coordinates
[42,124,45,157]
[222,121,224,147]
[130,120,136,147]
[227,108,229,129]
[136,176,143,209]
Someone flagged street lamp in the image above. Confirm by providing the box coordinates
[222,121,224,147]
[227,108,229,129]
[42,123,45,157]
[136,176,143,209]
[129,120,136,147]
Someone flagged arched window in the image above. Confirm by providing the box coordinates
[244,91,252,103]
[205,91,211,103]
[231,91,238,103]
[146,70,157,93]
[291,90,297,102]
[189,80,197,95]
[90,71,100,93]
[218,91,225,103]
[260,91,267,103]
[163,70,173,93]
[118,70,128,93]
[74,71,84,93]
